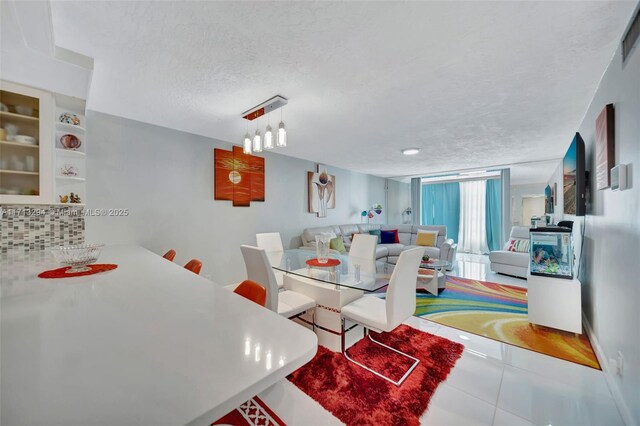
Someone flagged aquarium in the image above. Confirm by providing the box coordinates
[529,227,574,279]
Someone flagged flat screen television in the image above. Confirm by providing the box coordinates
[563,132,586,216]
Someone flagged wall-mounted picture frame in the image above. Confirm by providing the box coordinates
[595,103,614,190]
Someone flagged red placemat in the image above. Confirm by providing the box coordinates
[306,258,341,267]
[38,264,118,279]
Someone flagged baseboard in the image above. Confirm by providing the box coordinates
[582,312,636,426]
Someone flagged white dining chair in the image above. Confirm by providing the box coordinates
[240,245,316,320]
[256,232,284,252]
[349,234,378,260]
[256,232,285,289]
[340,246,424,386]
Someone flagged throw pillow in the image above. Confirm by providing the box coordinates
[368,229,382,243]
[330,237,347,254]
[380,230,397,244]
[380,229,400,244]
[507,238,530,253]
[416,230,438,247]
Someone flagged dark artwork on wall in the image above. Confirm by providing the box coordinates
[214,146,265,206]
[545,185,554,214]
[595,104,615,190]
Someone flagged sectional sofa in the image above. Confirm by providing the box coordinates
[300,223,457,269]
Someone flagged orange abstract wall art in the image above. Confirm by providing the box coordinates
[214,146,265,206]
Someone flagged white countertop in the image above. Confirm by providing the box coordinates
[0,245,317,425]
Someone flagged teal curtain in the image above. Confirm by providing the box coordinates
[486,178,501,251]
[421,183,460,243]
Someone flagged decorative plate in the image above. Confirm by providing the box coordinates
[59,112,81,126]
[60,134,81,150]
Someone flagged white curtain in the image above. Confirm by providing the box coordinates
[458,180,490,254]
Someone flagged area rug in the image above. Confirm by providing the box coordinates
[212,396,285,426]
[413,275,600,369]
[288,324,464,426]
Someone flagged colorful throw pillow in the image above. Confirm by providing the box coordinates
[416,230,438,247]
[380,229,400,244]
[507,238,530,253]
[380,230,395,244]
[330,237,347,254]
[368,229,382,243]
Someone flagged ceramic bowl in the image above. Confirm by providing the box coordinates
[59,112,81,126]
[14,135,37,145]
[60,134,81,150]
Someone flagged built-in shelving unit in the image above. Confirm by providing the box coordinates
[0,80,87,205]
[53,93,87,206]
[0,81,52,202]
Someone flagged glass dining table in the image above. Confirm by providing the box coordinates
[268,248,393,293]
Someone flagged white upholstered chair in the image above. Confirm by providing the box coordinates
[341,246,424,385]
[256,232,284,252]
[349,234,378,260]
[256,232,285,289]
[240,245,315,319]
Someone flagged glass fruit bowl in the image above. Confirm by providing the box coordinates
[51,244,105,273]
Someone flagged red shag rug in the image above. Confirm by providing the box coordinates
[212,396,286,426]
[288,324,464,426]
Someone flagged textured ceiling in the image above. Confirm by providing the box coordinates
[49,1,636,178]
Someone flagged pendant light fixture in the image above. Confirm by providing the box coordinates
[240,95,288,155]
[277,107,287,147]
[253,126,262,153]
[243,121,252,154]
[243,132,252,154]
[264,114,274,150]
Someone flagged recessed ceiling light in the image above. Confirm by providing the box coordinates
[401,148,421,156]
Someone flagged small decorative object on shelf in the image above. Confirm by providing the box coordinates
[70,192,81,203]
[61,164,79,176]
[422,254,430,263]
[59,112,81,125]
[60,134,81,150]
[59,194,69,203]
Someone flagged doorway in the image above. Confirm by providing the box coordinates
[521,196,545,225]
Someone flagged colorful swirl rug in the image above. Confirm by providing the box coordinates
[412,275,599,369]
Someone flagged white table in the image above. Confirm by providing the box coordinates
[0,245,317,425]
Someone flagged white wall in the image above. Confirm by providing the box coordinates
[85,111,386,284]
[386,179,411,225]
[548,34,640,424]
[510,183,547,225]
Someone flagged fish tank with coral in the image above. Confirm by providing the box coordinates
[529,227,574,279]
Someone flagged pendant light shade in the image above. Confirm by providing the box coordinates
[253,129,262,153]
[264,124,274,150]
[277,121,287,147]
[243,133,252,155]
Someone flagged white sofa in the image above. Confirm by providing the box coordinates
[300,223,457,269]
[489,226,530,278]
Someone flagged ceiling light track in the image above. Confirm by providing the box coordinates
[241,95,288,155]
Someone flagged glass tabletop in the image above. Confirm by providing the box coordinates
[268,249,393,293]
[420,259,452,269]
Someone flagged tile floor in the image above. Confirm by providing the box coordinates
[258,255,623,426]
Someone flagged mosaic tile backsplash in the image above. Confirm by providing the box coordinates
[0,205,85,253]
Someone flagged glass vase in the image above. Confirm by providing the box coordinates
[315,234,331,264]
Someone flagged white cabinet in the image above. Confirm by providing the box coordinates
[0,81,53,204]
[0,80,87,205]
[528,273,582,334]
